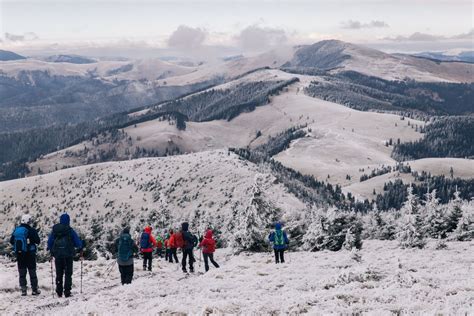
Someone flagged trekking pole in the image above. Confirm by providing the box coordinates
[199,248,202,268]
[80,252,84,294]
[50,257,54,298]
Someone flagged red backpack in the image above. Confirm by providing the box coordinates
[174,232,184,249]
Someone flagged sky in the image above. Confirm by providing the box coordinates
[0,0,473,57]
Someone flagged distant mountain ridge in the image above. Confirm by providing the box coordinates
[0,50,26,61]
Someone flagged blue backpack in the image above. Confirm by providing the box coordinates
[118,234,133,261]
[13,227,29,254]
[140,232,151,249]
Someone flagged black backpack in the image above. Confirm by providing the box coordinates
[52,225,74,258]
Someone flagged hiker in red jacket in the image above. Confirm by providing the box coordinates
[167,229,181,264]
[140,226,157,271]
[199,229,220,272]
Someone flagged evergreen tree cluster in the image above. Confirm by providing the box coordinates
[304,71,474,115]
[392,116,474,160]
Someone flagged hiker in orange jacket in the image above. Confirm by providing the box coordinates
[167,229,181,263]
[139,226,157,271]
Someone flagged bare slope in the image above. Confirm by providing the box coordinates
[0,150,304,235]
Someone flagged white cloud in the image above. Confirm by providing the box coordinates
[4,32,39,42]
[235,25,287,52]
[167,25,207,50]
[341,20,389,29]
[384,29,474,41]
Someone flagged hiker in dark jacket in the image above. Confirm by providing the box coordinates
[10,214,41,296]
[47,213,83,297]
[114,227,138,285]
[268,222,289,264]
[180,222,198,273]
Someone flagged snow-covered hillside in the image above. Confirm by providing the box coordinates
[1,150,304,240]
[287,40,474,83]
[0,240,472,314]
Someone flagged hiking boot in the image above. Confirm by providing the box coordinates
[190,267,194,273]
[182,268,187,273]
[21,288,27,296]
[56,291,63,297]
[32,288,41,296]
[64,292,72,298]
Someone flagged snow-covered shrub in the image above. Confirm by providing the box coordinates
[303,209,362,251]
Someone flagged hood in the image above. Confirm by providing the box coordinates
[181,222,189,232]
[144,226,152,234]
[169,229,174,234]
[60,213,70,225]
[275,223,282,230]
[122,227,130,234]
[205,230,213,238]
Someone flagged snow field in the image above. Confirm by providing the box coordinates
[0,240,472,315]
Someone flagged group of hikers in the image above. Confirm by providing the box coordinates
[9,213,289,296]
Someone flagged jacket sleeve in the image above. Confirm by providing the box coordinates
[114,238,119,254]
[284,232,289,244]
[269,232,274,242]
[47,232,55,251]
[199,238,207,249]
[29,228,41,245]
[150,235,157,247]
[10,230,15,245]
[70,229,83,249]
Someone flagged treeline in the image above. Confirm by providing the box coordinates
[0,111,187,181]
[374,175,474,210]
[304,71,474,115]
[392,116,474,160]
[162,78,299,122]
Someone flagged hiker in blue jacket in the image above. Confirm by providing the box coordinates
[47,213,83,298]
[114,227,138,285]
[10,214,41,296]
[268,222,289,264]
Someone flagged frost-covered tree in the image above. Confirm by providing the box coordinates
[447,189,464,233]
[231,174,274,252]
[452,202,474,241]
[397,185,426,249]
[423,189,448,238]
[302,209,328,251]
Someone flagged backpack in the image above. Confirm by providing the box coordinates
[274,230,285,246]
[118,234,133,261]
[174,232,184,249]
[13,226,29,254]
[140,232,151,249]
[52,226,74,258]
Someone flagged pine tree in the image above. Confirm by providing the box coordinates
[447,189,463,233]
[231,174,272,252]
[302,209,328,251]
[453,202,474,241]
[423,189,448,238]
[397,185,426,249]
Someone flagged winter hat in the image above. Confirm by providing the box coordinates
[181,222,189,232]
[144,226,152,233]
[60,213,70,225]
[21,214,32,225]
[275,222,282,230]
[123,227,130,234]
[205,230,213,238]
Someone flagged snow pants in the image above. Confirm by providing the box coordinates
[118,264,134,285]
[55,257,74,296]
[274,249,285,263]
[203,253,219,272]
[17,252,38,290]
[142,252,152,271]
[181,249,195,272]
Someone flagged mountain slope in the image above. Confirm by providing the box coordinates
[285,40,474,82]
[0,50,26,61]
[0,150,305,242]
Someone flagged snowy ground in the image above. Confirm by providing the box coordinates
[0,240,472,315]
